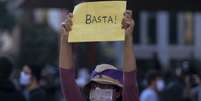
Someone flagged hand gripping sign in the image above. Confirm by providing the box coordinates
[68,1,127,43]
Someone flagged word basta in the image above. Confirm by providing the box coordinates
[85,14,117,24]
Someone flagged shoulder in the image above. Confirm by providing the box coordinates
[192,86,201,94]
[140,88,157,98]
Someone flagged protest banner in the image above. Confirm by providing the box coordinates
[68,1,127,42]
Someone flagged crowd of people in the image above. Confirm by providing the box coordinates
[0,57,63,101]
[1,8,201,101]
[1,1,201,101]
[0,56,201,101]
[139,65,201,101]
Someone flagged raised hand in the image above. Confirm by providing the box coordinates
[122,10,135,40]
[60,12,73,39]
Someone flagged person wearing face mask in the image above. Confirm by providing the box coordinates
[0,57,26,101]
[59,9,139,101]
[140,71,163,101]
[83,64,123,101]
[19,64,47,101]
[191,74,201,101]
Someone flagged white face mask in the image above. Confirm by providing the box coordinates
[89,87,114,101]
[156,79,165,91]
[19,72,31,86]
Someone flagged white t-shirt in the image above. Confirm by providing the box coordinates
[140,88,159,101]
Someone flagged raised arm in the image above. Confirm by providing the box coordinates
[122,10,136,72]
[59,13,74,69]
[59,13,84,101]
[122,10,139,101]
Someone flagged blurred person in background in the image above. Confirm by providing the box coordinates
[76,68,90,88]
[59,10,139,101]
[140,71,163,101]
[19,64,47,101]
[191,74,201,101]
[162,66,188,101]
[0,56,26,101]
[40,65,62,101]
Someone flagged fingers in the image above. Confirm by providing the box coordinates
[62,13,73,32]
[68,13,73,18]
[122,10,134,29]
[122,18,128,29]
[124,10,132,19]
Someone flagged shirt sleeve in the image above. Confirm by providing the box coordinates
[59,68,85,101]
[123,70,139,101]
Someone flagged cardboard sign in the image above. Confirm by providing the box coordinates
[68,1,127,42]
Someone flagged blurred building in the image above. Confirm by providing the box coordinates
[132,12,201,68]
[114,11,201,69]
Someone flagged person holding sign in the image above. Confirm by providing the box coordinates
[59,10,139,101]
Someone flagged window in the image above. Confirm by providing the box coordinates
[169,12,178,44]
[147,13,157,44]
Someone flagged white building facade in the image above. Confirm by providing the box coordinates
[131,11,201,68]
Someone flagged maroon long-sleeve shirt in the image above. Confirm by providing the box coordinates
[60,68,139,101]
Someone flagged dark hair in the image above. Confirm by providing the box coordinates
[28,64,43,82]
[0,56,13,80]
[147,71,160,86]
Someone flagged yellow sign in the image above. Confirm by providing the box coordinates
[68,1,127,42]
